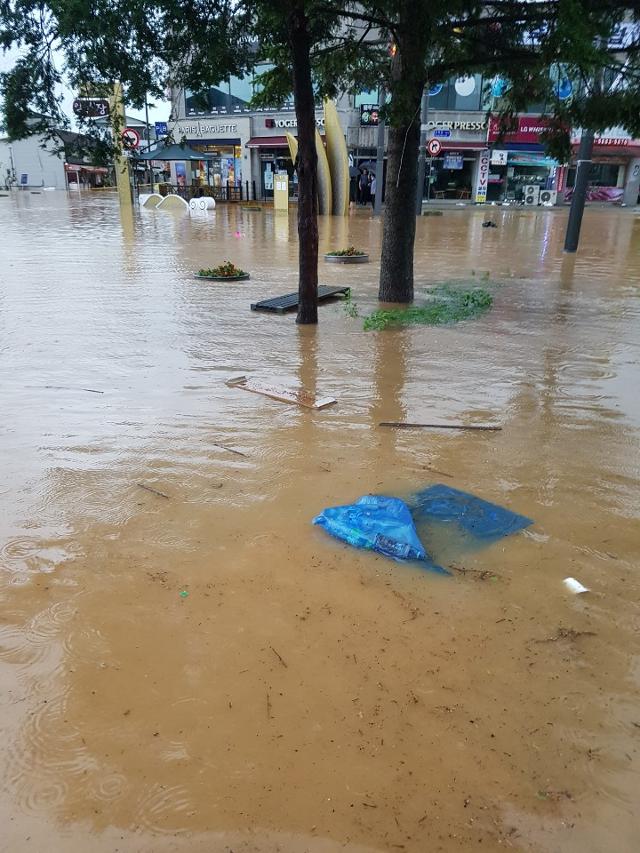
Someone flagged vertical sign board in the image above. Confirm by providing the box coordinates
[474,149,490,203]
[20,173,28,186]
[274,171,289,212]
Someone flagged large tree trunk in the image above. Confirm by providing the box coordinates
[378,25,427,303]
[288,6,318,324]
[378,120,422,302]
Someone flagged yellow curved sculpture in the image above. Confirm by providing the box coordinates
[286,128,333,216]
[323,99,349,216]
[285,130,298,165]
[315,128,332,216]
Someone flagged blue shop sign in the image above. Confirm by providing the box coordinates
[443,153,464,170]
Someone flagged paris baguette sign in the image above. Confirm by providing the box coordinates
[173,120,242,138]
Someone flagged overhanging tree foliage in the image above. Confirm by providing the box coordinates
[333,1,640,301]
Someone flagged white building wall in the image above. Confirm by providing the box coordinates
[0,134,66,189]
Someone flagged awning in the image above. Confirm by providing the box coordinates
[135,143,214,160]
[246,134,325,148]
[439,141,487,151]
[246,136,291,148]
[65,163,108,173]
[573,142,640,156]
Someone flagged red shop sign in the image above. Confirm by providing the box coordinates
[487,115,555,145]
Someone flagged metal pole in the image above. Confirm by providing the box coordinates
[415,86,429,214]
[373,86,385,216]
[144,95,152,188]
[563,129,594,253]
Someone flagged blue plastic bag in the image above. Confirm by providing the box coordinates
[313,495,430,563]
[412,484,532,544]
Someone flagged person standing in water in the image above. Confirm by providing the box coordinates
[358,168,370,205]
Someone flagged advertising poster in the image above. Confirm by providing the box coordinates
[175,162,186,188]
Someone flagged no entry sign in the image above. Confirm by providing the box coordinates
[122,127,141,149]
[427,138,442,156]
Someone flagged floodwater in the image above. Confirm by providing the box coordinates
[0,191,639,853]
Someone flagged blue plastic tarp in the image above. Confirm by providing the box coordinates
[412,484,532,544]
[313,495,447,573]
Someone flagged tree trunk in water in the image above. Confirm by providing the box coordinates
[288,7,318,324]
[378,53,425,303]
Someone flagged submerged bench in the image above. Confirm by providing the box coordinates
[251,285,351,314]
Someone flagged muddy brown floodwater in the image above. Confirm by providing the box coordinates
[1,192,639,853]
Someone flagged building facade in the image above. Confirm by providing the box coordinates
[0,130,109,190]
[167,73,640,206]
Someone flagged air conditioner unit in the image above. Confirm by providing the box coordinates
[539,189,557,206]
[523,185,540,206]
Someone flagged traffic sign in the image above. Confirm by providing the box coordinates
[427,138,442,156]
[122,127,141,149]
[154,121,168,137]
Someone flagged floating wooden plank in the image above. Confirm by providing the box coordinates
[251,285,350,314]
[379,421,502,431]
[226,375,336,409]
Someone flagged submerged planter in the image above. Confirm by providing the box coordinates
[194,272,251,281]
[324,253,369,264]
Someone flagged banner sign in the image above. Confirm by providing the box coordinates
[474,149,490,203]
[487,115,554,145]
[443,153,463,169]
[360,105,380,126]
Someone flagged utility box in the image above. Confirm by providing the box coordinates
[274,171,289,212]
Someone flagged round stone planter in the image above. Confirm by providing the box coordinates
[194,272,251,281]
[324,253,369,264]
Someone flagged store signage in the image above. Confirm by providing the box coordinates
[474,149,490,203]
[487,115,554,144]
[177,120,239,138]
[490,150,508,166]
[73,98,109,118]
[265,116,325,129]
[433,129,451,138]
[20,173,28,185]
[443,153,463,169]
[427,120,486,131]
[360,105,380,126]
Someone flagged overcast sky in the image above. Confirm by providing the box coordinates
[0,46,171,130]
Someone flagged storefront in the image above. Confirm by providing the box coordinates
[564,133,640,203]
[247,111,327,199]
[423,113,488,200]
[487,116,560,203]
[64,162,109,189]
[168,117,251,191]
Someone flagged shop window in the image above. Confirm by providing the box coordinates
[566,163,621,188]
[229,75,253,109]
[185,72,256,115]
[425,75,483,110]
[354,89,378,108]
